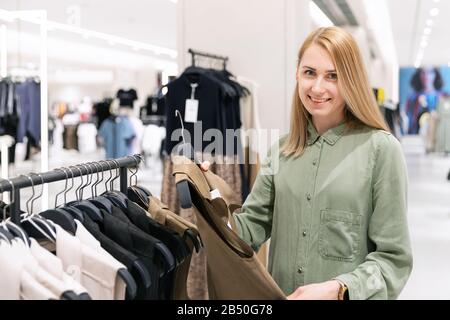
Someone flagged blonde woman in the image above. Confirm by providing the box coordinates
[202,27,413,300]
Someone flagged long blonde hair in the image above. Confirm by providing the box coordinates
[282,26,389,157]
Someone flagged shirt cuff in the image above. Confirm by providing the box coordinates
[333,274,360,300]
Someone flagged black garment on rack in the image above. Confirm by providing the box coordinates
[164,71,225,155]
[123,199,190,299]
[93,98,112,129]
[98,206,174,299]
[141,95,165,117]
[0,78,20,163]
[81,214,153,300]
[117,89,138,107]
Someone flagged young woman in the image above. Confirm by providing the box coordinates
[202,26,413,300]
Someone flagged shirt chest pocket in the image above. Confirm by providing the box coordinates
[318,209,362,262]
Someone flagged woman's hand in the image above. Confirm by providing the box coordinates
[200,161,211,172]
[287,280,341,300]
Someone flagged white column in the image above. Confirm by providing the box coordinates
[40,11,49,210]
[0,24,6,78]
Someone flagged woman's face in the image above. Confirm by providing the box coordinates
[297,44,346,123]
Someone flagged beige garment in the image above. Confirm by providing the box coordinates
[172,156,286,299]
[147,196,201,300]
[54,224,125,300]
[74,220,127,300]
[161,154,242,300]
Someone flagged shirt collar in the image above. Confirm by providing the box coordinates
[307,120,348,146]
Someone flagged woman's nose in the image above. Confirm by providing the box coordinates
[311,78,325,93]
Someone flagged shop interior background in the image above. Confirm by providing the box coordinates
[1,0,450,300]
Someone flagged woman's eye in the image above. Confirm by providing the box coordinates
[304,70,315,76]
[327,73,338,80]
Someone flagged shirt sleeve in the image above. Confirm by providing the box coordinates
[232,141,280,252]
[334,133,413,300]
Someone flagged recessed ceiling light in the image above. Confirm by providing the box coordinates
[433,0,440,3]
[430,8,439,16]
[420,40,428,48]
[426,19,434,27]
[424,27,432,35]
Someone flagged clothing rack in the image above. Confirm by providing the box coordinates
[188,48,228,69]
[0,154,143,225]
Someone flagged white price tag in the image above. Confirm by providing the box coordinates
[184,99,199,123]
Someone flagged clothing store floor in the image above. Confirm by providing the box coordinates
[398,135,450,300]
[5,137,450,300]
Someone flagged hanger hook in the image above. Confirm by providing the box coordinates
[73,166,84,202]
[127,155,139,186]
[65,166,75,203]
[54,168,69,208]
[29,173,44,215]
[103,160,113,192]
[110,159,121,190]
[175,110,186,145]
[97,161,107,194]
[91,162,101,197]
[22,174,35,215]
[78,163,91,200]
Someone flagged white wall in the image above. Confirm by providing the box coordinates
[347,0,399,103]
[177,0,311,134]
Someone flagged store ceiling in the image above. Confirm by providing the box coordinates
[387,0,449,67]
[2,0,448,68]
[1,0,177,50]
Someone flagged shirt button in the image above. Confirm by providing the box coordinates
[306,193,311,201]
[298,267,304,274]
[303,231,307,237]
[312,159,317,166]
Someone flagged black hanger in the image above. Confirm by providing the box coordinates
[117,268,137,300]
[60,290,81,300]
[155,242,176,276]
[184,228,202,253]
[173,110,197,209]
[0,227,15,242]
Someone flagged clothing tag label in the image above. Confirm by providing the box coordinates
[210,188,222,199]
[184,99,199,123]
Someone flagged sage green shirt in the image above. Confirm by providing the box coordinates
[234,122,413,300]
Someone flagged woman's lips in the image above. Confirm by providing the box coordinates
[308,95,331,104]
